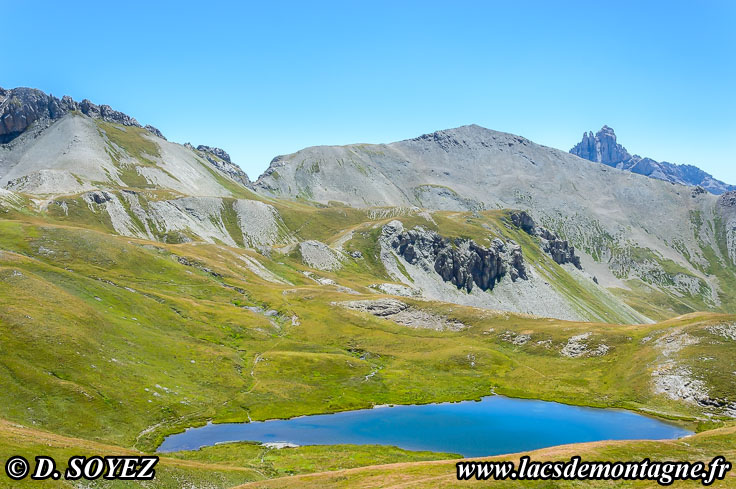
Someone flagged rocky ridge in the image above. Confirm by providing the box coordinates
[192,144,251,186]
[0,86,153,142]
[196,145,232,163]
[570,125,734,195]
[251,124,720,310]
[1,86,250,189]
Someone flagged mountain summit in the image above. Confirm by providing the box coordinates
[4,87,736,325]
[0,86,159,143]
[570,125,734,195]
[0,86,250,195]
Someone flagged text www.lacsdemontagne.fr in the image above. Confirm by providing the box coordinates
[456,456,731,486]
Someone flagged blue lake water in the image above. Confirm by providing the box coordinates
[157,396,691,457]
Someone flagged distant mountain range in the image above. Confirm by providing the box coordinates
[3,83,736,484]
[570,125,734,195]
[4,85,736,324]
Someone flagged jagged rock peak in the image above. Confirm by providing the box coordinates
[570,125,631,165]
[0,86,163,144]
[570,126,734,195]
[194,144,250,186]
[196,145,231,163]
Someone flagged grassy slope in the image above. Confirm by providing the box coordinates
[0,420,260,488]
[0,420,456,488]
[1,216,734,446]
[1,197,736,487]
[235,423,736,489]
[0,420,733,488]
[76,117,736,322]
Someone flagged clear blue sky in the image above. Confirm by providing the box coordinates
[4,1,735,182]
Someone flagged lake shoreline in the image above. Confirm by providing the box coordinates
[157,395,693,456]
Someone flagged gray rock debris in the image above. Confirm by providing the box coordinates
[706,322,736,341]
[299,240,343,271]
[560,332,609,358]
[649,331,734,415]
[560,333,592,358]
[384,220,527,293]
[370,283,421,297]
[338,298,466,331]
[652,364,710,406]
[501,331,531,345]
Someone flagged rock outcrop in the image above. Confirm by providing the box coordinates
[510,211,582,269]
[78,99,140,127]
[537,227,582,269]
[197,145,232,163]
[144,125,166,140]
[195,145,251,186]
[570,125,734,195]
[1,87,73,142]
[717,191,736,265]
[0,86,163,144]
[384,221,527,293]
[510,210,536,234]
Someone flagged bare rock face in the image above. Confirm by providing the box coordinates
[510,210,535,234]
[510,211,582,269]
[571,125,631,166]
[386,223,527,292]
[79,100,140,127]
[0,86,166,144]
[537,228,582,269]
[1,87,74,143]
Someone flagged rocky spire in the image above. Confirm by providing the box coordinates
[570,125,734,194]
[570,125,632,165]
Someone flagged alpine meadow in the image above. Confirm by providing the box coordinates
[1,3,736,487]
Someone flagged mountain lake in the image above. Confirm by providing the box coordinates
[157,396,692,456]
